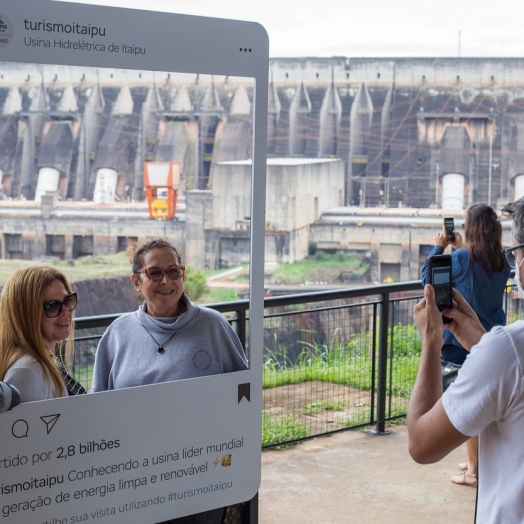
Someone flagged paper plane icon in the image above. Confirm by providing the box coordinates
[40,414,60,434]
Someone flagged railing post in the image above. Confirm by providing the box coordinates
[237,305,247,349]
[249,493,259,524]
[370,291,391,435]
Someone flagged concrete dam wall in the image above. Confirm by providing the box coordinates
[2,57,524,208]
[2,57,524,280]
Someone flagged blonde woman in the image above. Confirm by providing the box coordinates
[0,265,81,403]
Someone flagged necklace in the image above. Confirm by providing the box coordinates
[139,321,177,354]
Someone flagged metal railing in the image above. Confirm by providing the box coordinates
[73,279,520,448]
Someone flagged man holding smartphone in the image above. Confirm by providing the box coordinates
[420,205,509,487]
[408,198,524,522]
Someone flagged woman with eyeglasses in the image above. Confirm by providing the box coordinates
[0,265,81,403]
[421,203,510,487]
[92,238,247,393]
[92,238,247,524]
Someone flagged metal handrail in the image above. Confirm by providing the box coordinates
[73,277,518,441]
[74,280,426,433]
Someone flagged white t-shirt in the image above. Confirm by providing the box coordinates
[442,320,524,523]
[3,354,66,403]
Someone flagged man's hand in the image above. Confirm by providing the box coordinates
[413,284,444,350]
[442,288,485,351]
[408,285,469,463]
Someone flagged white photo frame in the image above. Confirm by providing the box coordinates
[0,1,268,522]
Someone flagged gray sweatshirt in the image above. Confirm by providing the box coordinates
[92,294,248,391]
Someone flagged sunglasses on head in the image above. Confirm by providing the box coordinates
[502,243,524,269]
[43,292,77,318]
[135,265,185,282]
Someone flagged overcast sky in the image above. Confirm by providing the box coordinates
[55,0,524,58]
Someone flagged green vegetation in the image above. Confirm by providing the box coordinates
[267,252,368,284]
[338,405,374,428]
[301,399,348,415]
[261,413,310,447]
[256,322,420,444]
[0,254,211,305]
[183,266,209,302]
[199,287,240,304]
[0,253,131,285]
[507,311,524,323]
[263,324,420,398]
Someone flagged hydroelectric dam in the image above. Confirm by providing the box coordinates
[0,57,523,281]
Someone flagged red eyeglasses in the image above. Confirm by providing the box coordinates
[135,265,185,282]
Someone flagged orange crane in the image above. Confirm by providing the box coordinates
[143,162,181,220]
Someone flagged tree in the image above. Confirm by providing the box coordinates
[183,266,209,301]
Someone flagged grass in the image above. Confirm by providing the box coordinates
[262,352,418,399]
[261,412,310,447]
[299,399,374,427]
[301,399,348,415]
[338,404,374,427]
[268,252,369,284]
[257,324,420,445]
[199,287,240,304]
[0,252,131,285]
[262,325,420,398]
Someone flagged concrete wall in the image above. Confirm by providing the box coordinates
[5,58,524,210]
[265,159,344,232]
[212,164,252,230]
[210,159,344,265]
[0,209,186,261]
[310,208,514,282]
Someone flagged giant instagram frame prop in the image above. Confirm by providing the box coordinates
[0,1,268,522]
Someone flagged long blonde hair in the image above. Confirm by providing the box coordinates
[0,265,75,395]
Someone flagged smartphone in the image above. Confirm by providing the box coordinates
[427,254,453,323]
[444,217,455,242]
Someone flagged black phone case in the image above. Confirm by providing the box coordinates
[427,254,453,323]
[444,218,455,241]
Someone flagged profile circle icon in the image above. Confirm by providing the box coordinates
[0,13,14,49]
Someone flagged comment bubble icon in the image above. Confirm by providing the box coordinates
[12,419,29,438]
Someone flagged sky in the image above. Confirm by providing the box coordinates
[54,0,524,58]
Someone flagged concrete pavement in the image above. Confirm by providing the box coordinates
[259,425,476,523]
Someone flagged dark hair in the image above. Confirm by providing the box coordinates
[464,203,505,273]
[126,238,182,273]
[501,197,524,245]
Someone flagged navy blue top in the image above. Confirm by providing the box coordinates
[421,245,510,364]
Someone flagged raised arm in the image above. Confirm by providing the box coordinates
[407,285,469,463]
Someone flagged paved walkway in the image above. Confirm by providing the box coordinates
[258,425,476,523]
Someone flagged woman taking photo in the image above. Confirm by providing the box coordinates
[92,238,247,524]
[0,265,81,402]
[421,203,510,487]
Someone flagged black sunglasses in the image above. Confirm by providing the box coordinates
[502,243,524,269]
[43,292,78,318]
